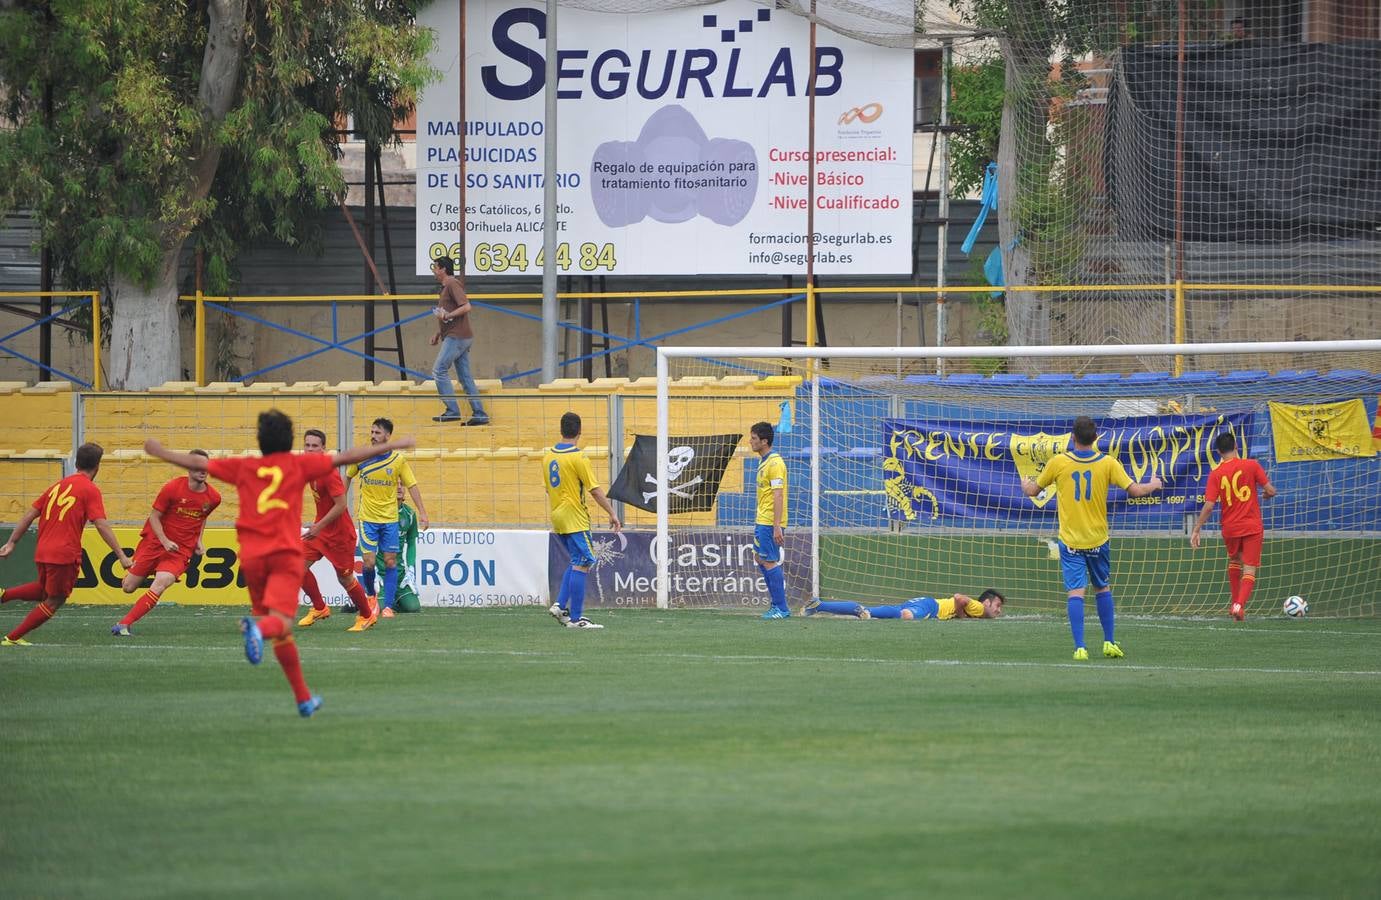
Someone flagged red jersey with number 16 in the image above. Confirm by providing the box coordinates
[207,453,334,562]
[1204,456,1269,538]
[32,473,107,565]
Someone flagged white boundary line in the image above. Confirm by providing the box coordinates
[8,642,1381,678]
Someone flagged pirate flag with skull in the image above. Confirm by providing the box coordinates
[608,433,742,513]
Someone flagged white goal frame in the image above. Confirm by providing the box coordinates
[654,339,1381,610]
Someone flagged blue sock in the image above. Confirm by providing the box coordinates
[764,566,788,612]
[817,601,865,617]
[1095,589,1115,643]
[568,569,588,621]
[382,566,399,610]
[361,566,376,597]
[1068,596,1086,648]
[870,604,904,618]
[556,567,574,610]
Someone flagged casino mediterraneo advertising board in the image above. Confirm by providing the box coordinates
[71,528,550,608]
[417,0,913,276]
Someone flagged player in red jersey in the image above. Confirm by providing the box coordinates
[112,449,222,636]
[1190,432,1277,621]
[145,410,414,717]
[0,443,134,645]
[297,428,376,632]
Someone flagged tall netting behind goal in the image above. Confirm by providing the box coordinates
[656,342,1381,618]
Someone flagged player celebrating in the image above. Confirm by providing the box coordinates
[297,428,376,632]
[804,590,1005,620]
[1,443,133,645]
[1189,432,1277,621]
[1022,416,1162,660]
[145,410,414,717]
[112,449,220,636]
[345,417,429,619]
[544,412,620,629]
[750,421,790,619]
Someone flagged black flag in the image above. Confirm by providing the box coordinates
[608,434,741,513]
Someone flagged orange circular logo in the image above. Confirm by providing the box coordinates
[838,102,883,125]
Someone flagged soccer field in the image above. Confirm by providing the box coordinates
[2,607,1379,899]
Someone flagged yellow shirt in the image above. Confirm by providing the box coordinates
[1036,449,1133,550]
[936,596,986,620]
[544,443,598,535]
[755,451,788,527]
[345,451,417,524]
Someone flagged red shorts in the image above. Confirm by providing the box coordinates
[240,550,306,617]
[303,536,357,578]
[128,535,194,580]
[1223,532,1264,567]
[35,562,80,600]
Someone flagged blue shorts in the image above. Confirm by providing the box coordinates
[753,524,782,563]
[559,531,595,568]
[1060,541,1110,593]
[903,597,941,619]
[359,520,400,555]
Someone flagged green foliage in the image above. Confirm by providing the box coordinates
[0,0,436,293]
[947,55,1004,198]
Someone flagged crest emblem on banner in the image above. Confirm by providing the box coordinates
[1009,432,1070,508]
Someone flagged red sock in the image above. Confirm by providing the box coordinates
[1227,562,1242,604]
[1237,573,1257,609]
[119,590,160,627]
[8,600,57,640]
[2,582,43,604]
[346,581,372,618]
[272,637,312,703]
[302,569,326,611]
[257,615,286,640]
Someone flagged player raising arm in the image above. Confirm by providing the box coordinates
[1190,432,1276,621]
[146,410,414,717]
[113,450,221,636]
[1022,416,1162,661]
[805,590,1005,620]
[1,443,133,645]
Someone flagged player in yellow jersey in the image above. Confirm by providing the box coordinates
[1022,416,1161,661]
[804,589,1005,619]
[749,421,791,619]
[345,417,430,618]
[545,412,621,629]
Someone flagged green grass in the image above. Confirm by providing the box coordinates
[2,606,1380,899]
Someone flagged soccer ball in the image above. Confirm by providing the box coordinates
[1283,595,1308,618]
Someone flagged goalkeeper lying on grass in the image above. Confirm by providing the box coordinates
[803,589,1005,620]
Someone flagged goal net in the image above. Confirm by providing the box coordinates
[654,341,1381,618]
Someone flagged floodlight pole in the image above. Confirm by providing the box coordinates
[541,0,560,384]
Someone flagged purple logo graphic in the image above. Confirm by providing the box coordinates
[590,105,759,227]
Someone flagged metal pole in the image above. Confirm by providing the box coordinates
[457,0,468,286]
[936,41,952,376]
[655,351,669,609]
[541,0,560,384]
[805,0,817,349]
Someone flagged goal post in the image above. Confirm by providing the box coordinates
[655,340,1381,616]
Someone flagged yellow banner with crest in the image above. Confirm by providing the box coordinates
[1268,400,1376,463]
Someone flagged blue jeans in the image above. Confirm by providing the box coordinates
[432,336,487,418]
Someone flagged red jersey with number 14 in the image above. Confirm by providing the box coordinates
[32,473,107,565]
[208,453,334,561]
[1204,456,1269,538]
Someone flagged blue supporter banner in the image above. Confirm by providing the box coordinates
[882,412,1255,525]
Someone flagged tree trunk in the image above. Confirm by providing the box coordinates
[104,0,246,389]
[107,248,183,389]
[997,29,1054,373]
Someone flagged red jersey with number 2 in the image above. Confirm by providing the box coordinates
[207,453,334,562]
[32,473,107,565]
[1204,457,1269,538]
